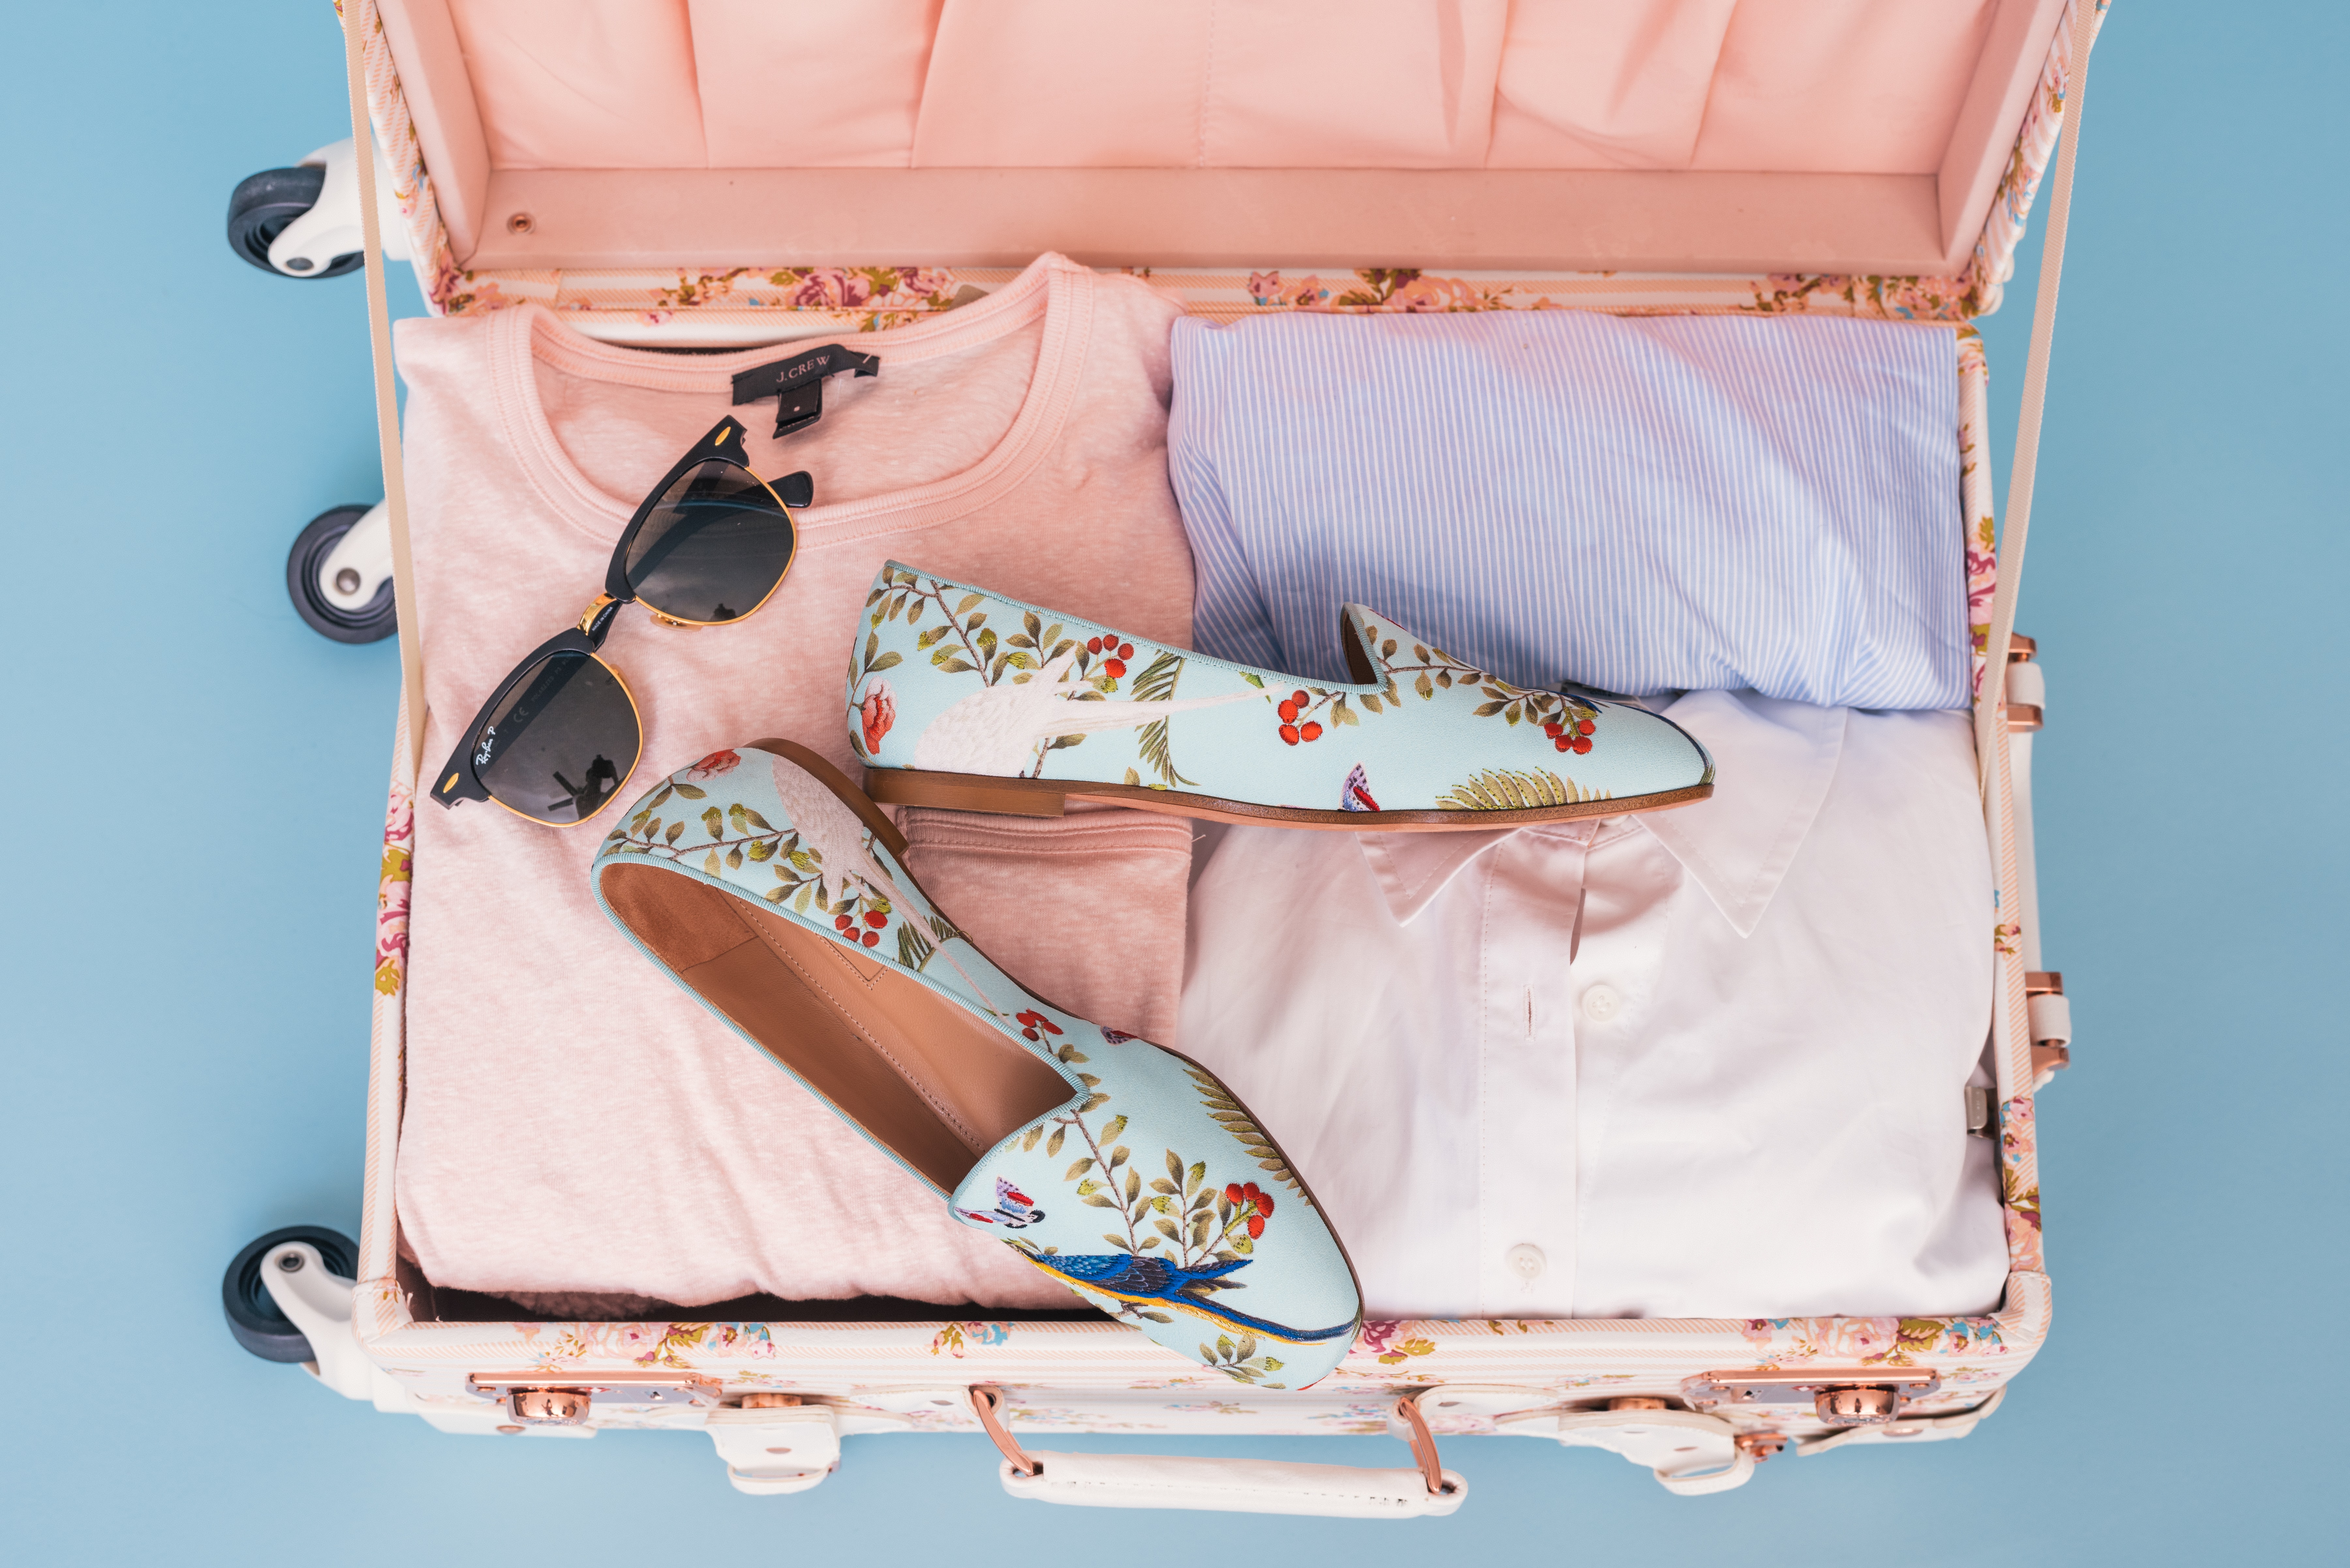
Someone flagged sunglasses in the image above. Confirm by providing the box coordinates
[431,418,799,827]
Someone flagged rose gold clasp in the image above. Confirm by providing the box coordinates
[1392,1393,1456,1498]
[466,1370,724,1427]
[1683,1368,1941,1428]
[969,1385,1040,1478]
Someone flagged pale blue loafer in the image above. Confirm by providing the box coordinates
[591,740,1363,1388]
[848,562,1713,827]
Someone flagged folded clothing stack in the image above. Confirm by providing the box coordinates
[1172,311,2001,1320]
[1182,692,2007,1321]
[393,256,1200,1310]
[1171,308,1969,709]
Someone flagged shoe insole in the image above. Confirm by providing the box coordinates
[599,859,1074,1195]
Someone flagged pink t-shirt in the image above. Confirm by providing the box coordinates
[395,255,1197,1311]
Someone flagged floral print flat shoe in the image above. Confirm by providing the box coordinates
[591,740,1363,1388]
[848,562,1714,829]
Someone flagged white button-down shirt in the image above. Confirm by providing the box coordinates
[1180,690,2008,1321]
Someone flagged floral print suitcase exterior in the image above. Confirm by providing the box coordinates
[294,0,2101,1511]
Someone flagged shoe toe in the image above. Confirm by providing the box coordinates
[952,1040,1362,1389]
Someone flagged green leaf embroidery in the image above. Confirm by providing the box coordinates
[1186,1065,1310,1205]
[1434,768,1598,811]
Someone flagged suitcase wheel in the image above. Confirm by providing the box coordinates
[287,504,396,644]
[223,1225,359,1362]
[226,166,361,278]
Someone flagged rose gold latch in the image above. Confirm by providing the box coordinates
[1682,1368,1941,1428]
[467,1371,725,1427]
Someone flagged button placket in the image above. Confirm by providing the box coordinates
[1477,826,1590,1317]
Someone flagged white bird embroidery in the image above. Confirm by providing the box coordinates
[766,754,1004,1013]
[768,756,912,911]
[910,649,1251,777]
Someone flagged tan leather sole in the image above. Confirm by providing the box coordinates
[600,740,1074,1195]
[863,766,1713,830]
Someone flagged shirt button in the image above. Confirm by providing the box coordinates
[1581,983,1623,1023]
[1505,1243,1546,1282]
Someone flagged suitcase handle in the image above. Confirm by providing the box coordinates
[969,1386,1466,1518]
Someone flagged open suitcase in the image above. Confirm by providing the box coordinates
[227,0,2098,1515]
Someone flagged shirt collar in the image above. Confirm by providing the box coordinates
[1361,691,1847,937]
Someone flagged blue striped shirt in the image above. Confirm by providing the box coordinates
[1169,310,1966,710]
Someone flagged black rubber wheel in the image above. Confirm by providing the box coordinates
[226,166,361,278]
[287,504,396,643]
[223,1225,360,1363]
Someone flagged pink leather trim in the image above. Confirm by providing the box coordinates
[461,166,1952,276]
[375,0,487,259]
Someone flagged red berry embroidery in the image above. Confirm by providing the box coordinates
[1554,737,1570,752]
[1087,636,1103,654]
[1577,718,1595,736]
[1021,1028,1039,1041]
[1277,699,1298,722]
[1543,721,1562,738]
[861,930,879,947]
[1255,1193,1274,1218]
[1279,724,1300,745]
[1571,736,1592,754]
[1291,690,1308,706]
[1225,1182,1245,1204]
[1120,643,1135,659]
[1300,721,1322,742]
[1105,659,1127,678]
[834,914,854,930]
[863,910,888,928]
[1246,1214,1266,1239]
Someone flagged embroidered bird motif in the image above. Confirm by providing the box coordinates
[956,1177,1045,1229]
[1340,764,1379,812]
[1010,1244,1356,1345]
[910,647,1251,777]
[768,756,915,911]
[766,754,1004,1011]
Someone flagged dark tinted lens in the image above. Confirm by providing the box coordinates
[474,651,640,825]
[623,459,795,622]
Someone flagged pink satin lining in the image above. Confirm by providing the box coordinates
[444,0,2002,175]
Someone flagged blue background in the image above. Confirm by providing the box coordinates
[1,4,2338,1561]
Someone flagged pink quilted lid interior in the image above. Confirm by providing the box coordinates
[382,0,2073,278]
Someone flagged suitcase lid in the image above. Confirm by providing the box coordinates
[367,0,2096,337]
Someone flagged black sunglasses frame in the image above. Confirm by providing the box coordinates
[431,417,795,820]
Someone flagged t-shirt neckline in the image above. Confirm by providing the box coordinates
[489,254,1092,547]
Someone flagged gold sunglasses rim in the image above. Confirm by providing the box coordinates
[625,463,800,630]
[473,649,646,830]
